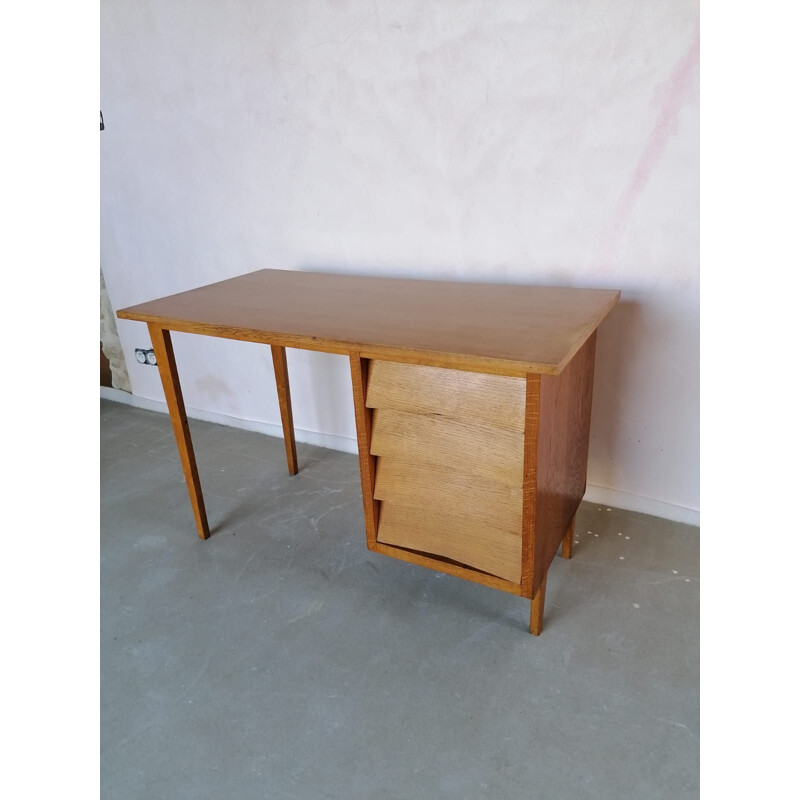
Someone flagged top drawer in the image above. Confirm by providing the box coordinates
[366,360,526,433]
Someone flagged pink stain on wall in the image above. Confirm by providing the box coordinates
[603,34,700,261]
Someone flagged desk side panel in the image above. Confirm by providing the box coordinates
[532,332,597,593]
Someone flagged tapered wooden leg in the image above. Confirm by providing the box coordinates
[270,345,298,475]
[529,573,547,635]
[147,324,210,540]
[561,514,576,559]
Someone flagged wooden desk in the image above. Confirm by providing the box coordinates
[119,269,619,634]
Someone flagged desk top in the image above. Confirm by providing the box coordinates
[118,269,619,375]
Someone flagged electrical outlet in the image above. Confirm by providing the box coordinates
[135,348,157,366]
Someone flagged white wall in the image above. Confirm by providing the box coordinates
[101,0,699,518]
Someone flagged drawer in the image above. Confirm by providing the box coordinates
[370,408,523,487]
[366,360,526,432]
[378,501,522,584]
[373,459,522,532]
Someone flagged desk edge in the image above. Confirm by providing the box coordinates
[118,289,620,377]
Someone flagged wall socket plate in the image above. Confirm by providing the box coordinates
[135,348,158,366]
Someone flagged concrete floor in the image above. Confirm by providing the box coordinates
[101,400,699,799]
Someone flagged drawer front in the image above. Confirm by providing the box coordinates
[373,460,522,532]
[366,360,526,432]
[378,502,523,584]
[367,360,525,582]
[370,409,523,487]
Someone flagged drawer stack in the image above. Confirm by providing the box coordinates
[365,360,526,583]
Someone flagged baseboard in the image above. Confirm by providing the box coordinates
[101,387,699,527]
[100,386,358,455]
[582,484,698,526]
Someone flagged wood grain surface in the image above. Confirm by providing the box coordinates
[373,460,523,531]
[366,360,526,432]
[366,358,526,582]
[372,541,524,596]
[377,502,522,583]
[370,408,524,487]
[520,373,541,598]
[561,515,576,560]
[147,324,210,540]
[119,269,620,375]
[270,345,298,476]
[532,332,597,592]
[128,271,615,633]
[529,573,548,635]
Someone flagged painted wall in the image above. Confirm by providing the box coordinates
[101,0,699,517]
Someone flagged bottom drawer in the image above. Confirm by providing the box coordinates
[377,502,523,583]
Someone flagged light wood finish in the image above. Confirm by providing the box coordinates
[373,460,522,532]
[532,332,597,592]
[366,360,526,432]
[520,373,541,598]
[367,358,526,586]
[529,573,547,636]
[116,271,618,635]
[373,541,524,597]
[377,502,522,583]
[350,354,380,548]
[147,324,210,540]
[370,409,523,487]
[270,345,298,476]
[561,515,576,559]
[119,269,620,376]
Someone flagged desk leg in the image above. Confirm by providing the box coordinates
[529,572,548,635]
[270,345,298,476]
[561,514,576,559]
[148,324,210,540]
